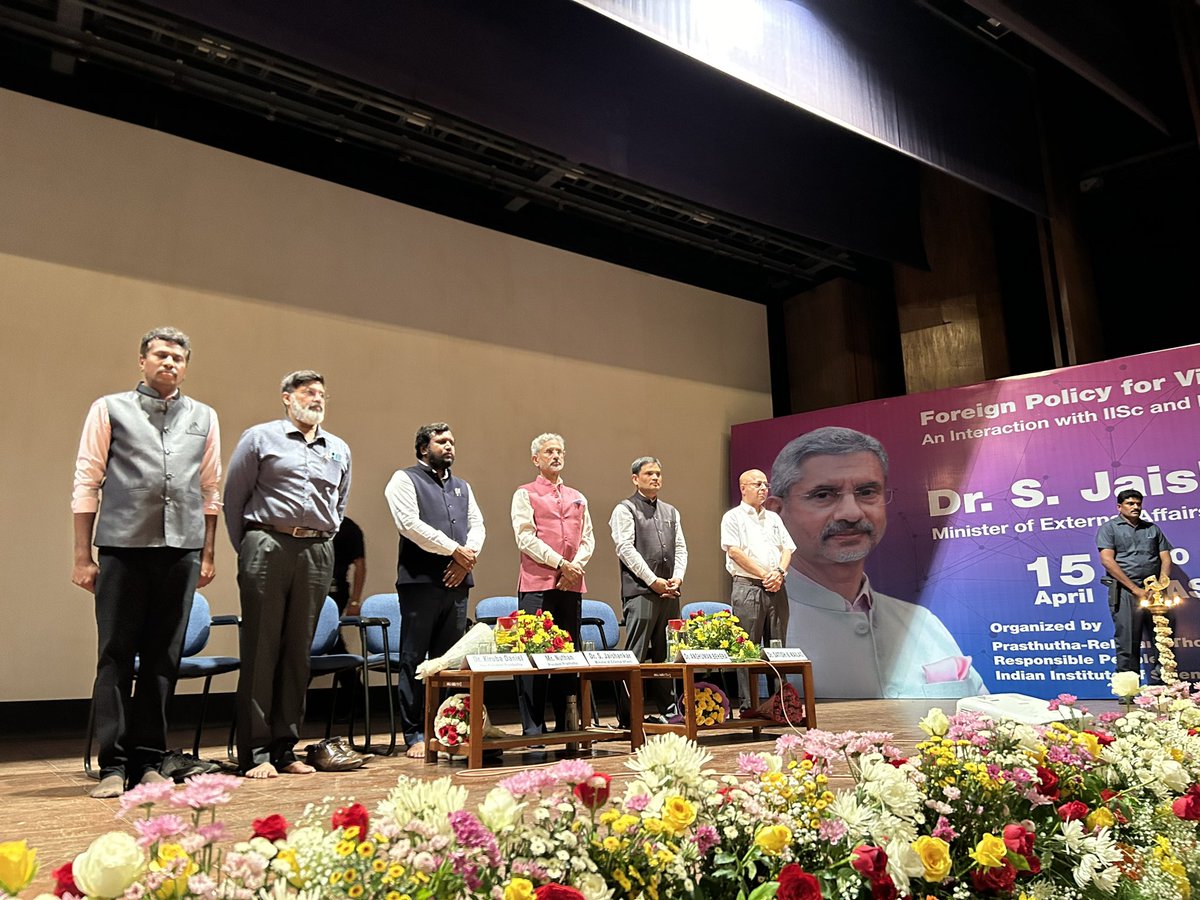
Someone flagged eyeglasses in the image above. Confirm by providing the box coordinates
[293,387,328,400]
[794,486,894,508]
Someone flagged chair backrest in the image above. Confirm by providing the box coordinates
[680,601,732,620]
[580,598,621,650]
[473,595,521,625]
[310,596,342,655]
[360,593,401,654]
[181,592,211,657]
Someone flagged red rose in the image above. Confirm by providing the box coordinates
[886,756,908,768]
[1057,800,1089,821]
[534,885,586,900]
[971,860,1017,893]
[251,813,289,842]
[52,860,79,898]
[1172,785,1200,820]
[850,845,889,882]
[332,802,370,833]
[1002,823,1040,874]
[1034,765,1060,799]
[573,772,612,809]
[777,864,823,900]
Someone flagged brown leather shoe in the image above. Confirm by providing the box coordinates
[304,739,365,772]
[329,736,375,764]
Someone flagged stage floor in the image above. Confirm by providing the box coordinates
[0,697,1120,894]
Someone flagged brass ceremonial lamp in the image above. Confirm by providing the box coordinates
[1138,574,1185,685]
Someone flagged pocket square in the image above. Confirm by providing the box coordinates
[923,655,973,684]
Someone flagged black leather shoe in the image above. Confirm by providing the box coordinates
[304,739,365,772]
[160,751,222,782]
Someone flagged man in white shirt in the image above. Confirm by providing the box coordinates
[384,423,485,757]
[720,468,795,708]
[610,456,688,722]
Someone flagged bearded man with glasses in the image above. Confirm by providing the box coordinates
[765,426,984,700]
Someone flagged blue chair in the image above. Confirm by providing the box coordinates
[680,601,732,619]
[343,593,401,754]
[84,592,240,777]
[473,595,521,625]
[309,596,393,752]
[581,599,624,725]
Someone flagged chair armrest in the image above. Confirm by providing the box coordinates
[580,616,603,627]
[340,615,391,627]
[211,615,242,628]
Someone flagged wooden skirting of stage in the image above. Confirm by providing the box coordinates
[0,697,1123,895]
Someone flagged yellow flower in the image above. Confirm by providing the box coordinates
[357,841,376,857]
[387,863,405,879]
[0,840,38,896]
[613,814,640,834]
[337,840,355,856]
[661,796,697,834]
[151,843,196,899]
[754,824,792,855]
[373,858,388,872]
[602,836,622,852]
[386,893,402,900]
[912,836,952,883]
[1076,731,1101,759]
[1086,807,1116,831]
[505,877,535,900]
[969,833,1008,868]
[919,708,950,737]
[348,886,364,898]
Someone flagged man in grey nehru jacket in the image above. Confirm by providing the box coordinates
[72,326,222,798]
[610,456,687,724]
[225,370,352,778]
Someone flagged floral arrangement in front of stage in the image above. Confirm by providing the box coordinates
[494,609,575,655]
[680,608,761,660]
[434,693,472,748]
[690,681,730,726]
[13,683,1200,900]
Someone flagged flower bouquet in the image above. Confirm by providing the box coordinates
[494,609,575,654]
[670,681,730,726]
[433,692,509,753]
[680,608,760,660]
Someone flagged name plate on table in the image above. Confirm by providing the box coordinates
[584,650,640,666]
[466,653,535,672]
[763,648,809,662]
[681,649,732,663]
[531,652,587,670]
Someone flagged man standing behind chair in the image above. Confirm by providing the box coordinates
[511,433,594,736]
[384,423,485,758]
[720,469,794,709]
[610,456,687,723]
[72,326,222,798]
[224,370,351,778]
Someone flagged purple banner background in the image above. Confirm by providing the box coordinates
[731,344,1200,699]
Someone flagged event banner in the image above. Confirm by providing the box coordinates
[730,344,1200,699]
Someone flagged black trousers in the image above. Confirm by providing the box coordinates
[515,589,582,735]
[1110,581,1175,683]
[395,582,468,745]
[93,547,199,783]
[235,530,333,769]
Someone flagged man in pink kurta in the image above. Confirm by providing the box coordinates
[510,432,594,736]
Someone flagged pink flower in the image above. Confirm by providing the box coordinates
[119,780,177,812]
[931,816,958,841]
[1172,784,1200,820]
[738,753,769,775]
[169,773,241,809]
[133,813,189,847]
[694,824,720,855]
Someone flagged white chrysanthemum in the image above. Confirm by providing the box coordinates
[377,775,467,833]
[1056,818,1085,852]
[826,792,873,838]
[625,733,714,796]
[859,754,923,818]
[883,837,923,895]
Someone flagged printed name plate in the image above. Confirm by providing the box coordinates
[531,652,587,670]
[763,648,809,662]
[680,649,732,663]
[583,650,640,666]
[466,653,535,672]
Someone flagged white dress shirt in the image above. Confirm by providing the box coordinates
[720,502,795,577]
[510,481,595,569]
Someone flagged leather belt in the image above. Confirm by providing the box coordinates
[733,575,764,584]
[248,523,332,539]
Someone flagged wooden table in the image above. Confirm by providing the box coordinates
[640,659,816,740]
[423,663,644,768]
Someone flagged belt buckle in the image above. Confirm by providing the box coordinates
[290,526,314,538]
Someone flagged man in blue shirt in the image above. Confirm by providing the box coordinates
[225,370,352,777]
[1096,489,1173,684]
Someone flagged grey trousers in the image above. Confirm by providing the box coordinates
[235,529,334,769]
[730,576,788,704]
[622,592,681,717]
